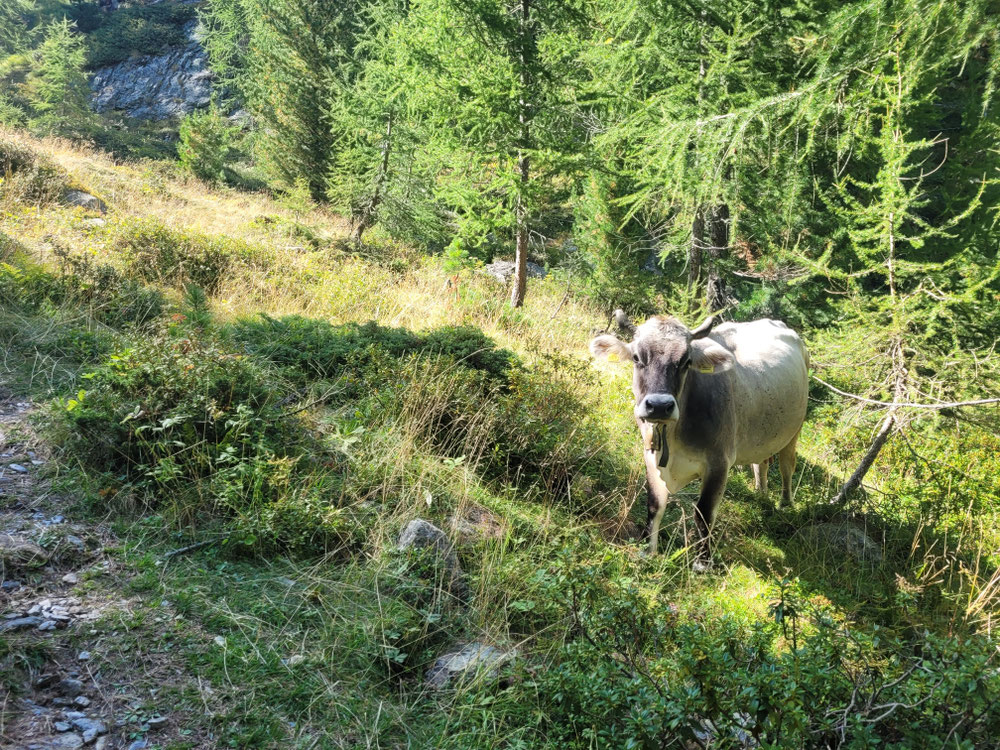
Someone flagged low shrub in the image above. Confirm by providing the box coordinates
[0,251,163,328]
[227,315,422,383]
[109,218,272,292]
[528,553,1000,749]
[0,136,67,204]
[57,337,292,481]
[54,249,164,327]
[226,315,515,384]
[421,325,514,380]
[52,335,369,554]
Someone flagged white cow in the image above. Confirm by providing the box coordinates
[591,312,809,569]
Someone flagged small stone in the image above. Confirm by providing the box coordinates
[70,717,106,743]
[73,696,91,707]
[126,740,149,750]
[94,737,109,750]
[51,515,65,524]
[64,711,86,719]
[49,734,85,749]
[286,654,305,666]
[35,673,58,688]
[55,721,72,732]
[213,635,226,647]
[65,536,85,550]
[32,459,45,465]
[1,580,20,591]
[147,715,167,728]
[397,519,466,596]
[57,678,85,697]
[0,616,41,631]
[8,463,28,473]
[37,620,56,630]
[78,651,90,661]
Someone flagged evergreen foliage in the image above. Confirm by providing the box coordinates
[0,0,35,57]
[177,104,238,184]
[26,19,93,138]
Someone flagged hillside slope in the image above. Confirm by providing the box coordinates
[1,130,999,749]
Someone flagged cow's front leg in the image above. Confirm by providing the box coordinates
[692,466,729,571]
[643,450,669,555]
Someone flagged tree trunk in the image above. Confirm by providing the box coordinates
[705,203,730,313]
[831,336,908,504]
[687,208,705,311]
[351,110,393,246]
[510,0,532,308]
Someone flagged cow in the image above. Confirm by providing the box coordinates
[590,311,809,570]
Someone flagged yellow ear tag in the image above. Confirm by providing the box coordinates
[696,363,714,374]
[607,352,619,362]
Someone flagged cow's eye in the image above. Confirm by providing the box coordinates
[632,353,643,367]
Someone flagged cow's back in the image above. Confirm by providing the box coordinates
[710,319,809,466]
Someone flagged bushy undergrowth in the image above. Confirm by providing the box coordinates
[0,136,67,204]
[227,314,515,383]
[50,335,361,551]
[519,551,1000,749]
[109,217,273,292]
[0,246,163,330]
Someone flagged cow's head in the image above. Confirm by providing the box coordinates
[590,311,734,424]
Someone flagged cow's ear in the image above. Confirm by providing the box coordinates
[690,341,734,374]
[590,335,631,363]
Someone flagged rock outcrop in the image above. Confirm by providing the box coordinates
[89,21,212,121]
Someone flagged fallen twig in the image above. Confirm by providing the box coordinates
[162,538,223,562]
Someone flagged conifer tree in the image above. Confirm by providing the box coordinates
[0,0,35,57]
[400,0,584,306]
[28,19,93,138]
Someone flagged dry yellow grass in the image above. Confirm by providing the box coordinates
[1,127,616,368]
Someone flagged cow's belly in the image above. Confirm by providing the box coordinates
[733,428,799,466]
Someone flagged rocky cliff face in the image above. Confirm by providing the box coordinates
[89,20,212,121]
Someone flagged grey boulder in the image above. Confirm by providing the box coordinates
[425,642,517,689]
[63,190,107,214]
[397,519,466,598]
[485,260,547,284]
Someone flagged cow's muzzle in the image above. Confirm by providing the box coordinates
[636,393,678,423]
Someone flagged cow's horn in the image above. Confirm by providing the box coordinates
[613,309,636,336]
[690,316,716,340]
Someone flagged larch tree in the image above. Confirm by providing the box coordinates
[27,19,93,137]
[401,0,585,306]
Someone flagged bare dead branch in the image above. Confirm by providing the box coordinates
[812,375,1000,410]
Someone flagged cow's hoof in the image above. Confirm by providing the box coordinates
[691,558,714,574]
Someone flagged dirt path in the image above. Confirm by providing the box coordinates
[0,392,154,750]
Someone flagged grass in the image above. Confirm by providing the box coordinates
[1,128,999,747]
